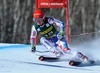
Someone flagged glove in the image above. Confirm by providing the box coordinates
[57,31,64,40]
[31,44,36,53]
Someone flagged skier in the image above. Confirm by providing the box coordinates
[30,9,91,66]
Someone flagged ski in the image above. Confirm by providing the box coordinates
[69,60,95,66]
[38,56,95,66]
[38,56,59,61]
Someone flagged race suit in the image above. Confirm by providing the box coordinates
[30,17,75,57]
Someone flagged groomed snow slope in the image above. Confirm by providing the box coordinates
[0,38,100,73]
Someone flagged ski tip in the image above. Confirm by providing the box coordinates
[39,56,45,61]
[69,61,74,66]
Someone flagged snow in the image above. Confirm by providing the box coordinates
[0,38,100,73]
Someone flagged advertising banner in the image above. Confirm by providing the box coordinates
[37,0,67,8]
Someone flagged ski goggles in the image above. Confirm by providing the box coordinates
[33,18,43,23]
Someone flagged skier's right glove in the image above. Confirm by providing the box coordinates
[57,31,64,40]
[31,44,36,53]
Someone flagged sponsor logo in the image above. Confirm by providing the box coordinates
[40,2,64,6]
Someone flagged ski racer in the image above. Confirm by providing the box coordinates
[30,9,90,65]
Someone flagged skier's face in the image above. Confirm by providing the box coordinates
[33,18,43,25]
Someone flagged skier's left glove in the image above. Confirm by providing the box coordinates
[31,44,36,53]
[57,31,64,40]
